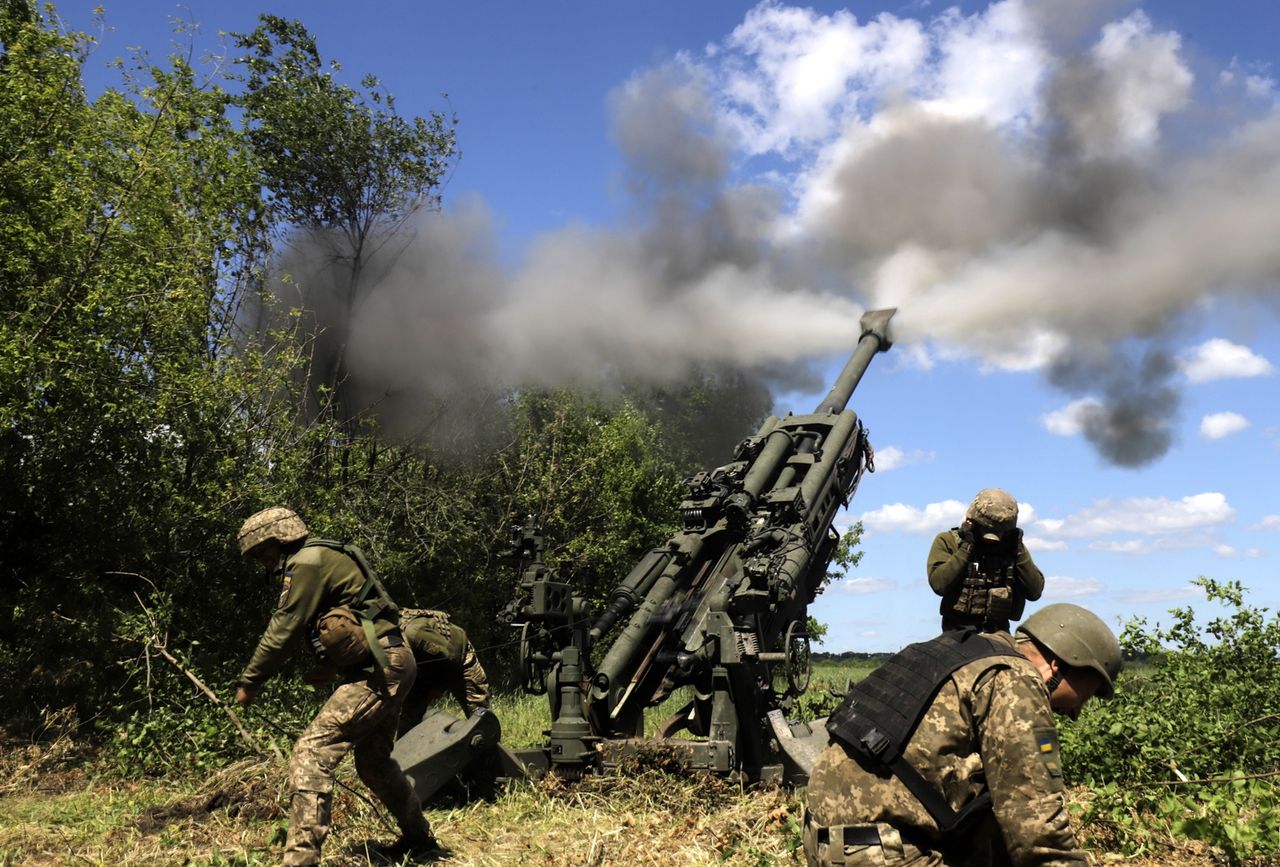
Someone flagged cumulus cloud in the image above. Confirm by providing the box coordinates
[1043,576,1103,598]
[1200,411,1249,440]
[1023,535,1067,552]
[1257,515,1280,530]
[1036,492,1235,538]
[840,576,897,594]
[1181,338,1275,382]
[859,499,965,533]
[872,445,934,471]
[1042,398,1103,436]
[1119,584,1206,604]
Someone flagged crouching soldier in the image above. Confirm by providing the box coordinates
[234,507,443,865]
[397,608,492,734]
[804,604,1122,866]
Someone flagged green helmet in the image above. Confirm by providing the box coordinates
[238,506,308,557]
[1017,603,1122,698]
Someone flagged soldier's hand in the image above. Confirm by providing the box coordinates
[958,521,976,547]
[235,685,257,707]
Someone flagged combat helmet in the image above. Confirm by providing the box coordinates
[1017,603,1122,698]
[238,506,309,557]
[966,488,1018,541]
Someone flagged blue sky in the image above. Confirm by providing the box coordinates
[55,1,1280,651]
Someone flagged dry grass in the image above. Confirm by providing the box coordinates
[0,705,1245,867]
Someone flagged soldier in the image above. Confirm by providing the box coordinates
[928,488,1045,633]
[233,507,442,865]
[397,608,492,734]
[803,604,1122,866]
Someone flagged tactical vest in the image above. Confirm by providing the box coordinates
[943,530,1021,628]
[400,608,455,657]
[304,539,400,670]
[826,629,1023,836]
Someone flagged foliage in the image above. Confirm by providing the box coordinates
[0,2,278,726]
[231,14,457,424]
[1060,578,1280,864]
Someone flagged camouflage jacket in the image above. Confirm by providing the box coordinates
[400,608,490,716]
[927,529,1044,626]
[807,631,1084,865]
[238,542,399,687]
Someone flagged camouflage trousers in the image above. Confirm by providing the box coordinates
[283,641,432,866]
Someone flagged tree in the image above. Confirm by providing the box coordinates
[231,15,457,427]
[0,4,284,721]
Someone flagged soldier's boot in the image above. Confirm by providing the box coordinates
[281,789,331,866]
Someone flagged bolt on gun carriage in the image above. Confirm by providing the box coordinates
[506,308,896,783]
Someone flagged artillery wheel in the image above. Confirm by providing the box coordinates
[784,620,812,695]
[519,623,546,695]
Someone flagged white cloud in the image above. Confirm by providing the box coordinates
[1200,411,1249,440]
[1081,11,1192,157]
[1040,493,1235,538]
[873,445,934,471]
[859,499,965,533]
[719,4,929,155]
[1023,535,1067,552]
[1043,576,1103,598]
[840,576,897,594]
[1119,584,1206,604]
[925,0,1046,129]
[1256,515,1280,530]
[1211,544,1262,559]
[1041,398,1103,436]
[1181,338,1275,383]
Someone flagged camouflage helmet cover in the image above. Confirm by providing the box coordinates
[966,488,1018,541]
[238,506,308,556]
[1017,603,1122,698]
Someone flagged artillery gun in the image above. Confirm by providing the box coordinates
[504,308,896,784]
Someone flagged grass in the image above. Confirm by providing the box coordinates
[0,662,1239,866]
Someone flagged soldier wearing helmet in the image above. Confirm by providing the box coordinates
[235,507,442,865]
[927,488,1045,633]
[803,603,1122,867]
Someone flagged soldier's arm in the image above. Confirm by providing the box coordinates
[975,667,1086,866]
[1014,542,1045,600]
[238,561,325,687]
[927,531,969,594]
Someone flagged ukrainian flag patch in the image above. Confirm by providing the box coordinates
[1033,726,1064,787]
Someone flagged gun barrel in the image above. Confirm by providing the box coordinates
[814,308,895,415]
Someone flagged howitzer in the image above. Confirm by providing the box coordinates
[508,308,896,783]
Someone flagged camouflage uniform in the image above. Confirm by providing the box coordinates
[398,608,491,733]
[927,529,1044,633]
[804,631,1083,867]
[238,543,433,867]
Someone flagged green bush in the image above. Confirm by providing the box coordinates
[1060,577,1280,863]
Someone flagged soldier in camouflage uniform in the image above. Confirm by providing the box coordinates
[928,488,1044,633]
[398,608,491,734]
[804,604,1122,867]
[234,507,441,865]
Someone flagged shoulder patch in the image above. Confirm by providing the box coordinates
[277,571,293,608]
[1033,725,1065,790]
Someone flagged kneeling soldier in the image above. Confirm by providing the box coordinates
[804,604,1121,866]
[398,608,492,734]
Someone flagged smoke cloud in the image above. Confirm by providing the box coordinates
[267,1,1280,468]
